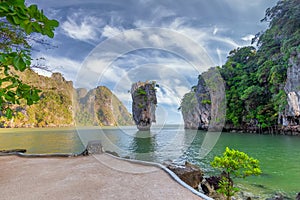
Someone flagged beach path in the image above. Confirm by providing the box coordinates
[0,154,202,200]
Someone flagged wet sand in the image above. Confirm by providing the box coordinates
[0,154,202,200]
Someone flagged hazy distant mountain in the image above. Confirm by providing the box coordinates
[0,70,132,128]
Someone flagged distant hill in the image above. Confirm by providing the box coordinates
[74,86,133,126]
[0,70,133,128]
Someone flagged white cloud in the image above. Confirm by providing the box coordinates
[102,25,123,38]
[31,54,82,86]
[152,6,176,19]
[61,11,103,42]
[241,34,255,42]
[213,26,218,35]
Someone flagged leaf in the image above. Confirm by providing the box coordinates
[12,15,20,25]
[24,23,33,34]
[45,29,54,38]
[0,4,9,12]
[48,19,59,27]
[18,83,31,91]
[6,15,15,25]
[13,55,27,71]
[28,4,38,16]
[32,22,41,32]
[5,108,13,119]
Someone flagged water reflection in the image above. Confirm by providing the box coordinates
[130,130,156,161]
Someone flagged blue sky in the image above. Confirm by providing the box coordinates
[28,0,277,124]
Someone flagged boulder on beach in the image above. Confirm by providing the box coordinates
[166,161,203,189]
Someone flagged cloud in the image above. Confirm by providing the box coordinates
[102,25,123,38]
[152,5,176,19]
[241,34,255,42]
[213,26,218,35]
[61,11,103,42]
[33,53,81,83]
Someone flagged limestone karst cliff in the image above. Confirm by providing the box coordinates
[180,0,300,134]
[131,81,157,130]
[75,86,133,126]
[281,50,300,127]
[0,69,132,127]
[180,68,225,131]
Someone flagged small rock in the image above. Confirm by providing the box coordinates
[167,161,203,189]
[86,140,103,155]
[265,192,291,200]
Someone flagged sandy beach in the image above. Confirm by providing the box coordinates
[0,154,203,200]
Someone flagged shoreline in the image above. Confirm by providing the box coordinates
[2,125,300,136]
[222,125,300,136]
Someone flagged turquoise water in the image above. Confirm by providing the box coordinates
[0,126,299,198]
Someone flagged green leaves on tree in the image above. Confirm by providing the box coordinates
[211,147,262,199]
[0,0,59,38]
[0,0,59,119]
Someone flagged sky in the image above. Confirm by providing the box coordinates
[28,0,278,124]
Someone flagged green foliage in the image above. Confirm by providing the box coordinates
[0,0,59,118]
[201,99,211,105]
[179,91,198,114]
[0,71,75,127]
[211,147,262,199]
[75,86,133,126]
[136,87,147,96]
[214,0,300,129]
[179,0,298,131]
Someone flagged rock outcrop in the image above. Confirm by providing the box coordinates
[280,50,300,128]
[131,81,157,130]
[166,161,204,189]
[296,192,300,200]
[75,86,133,126]
[180,68,225,131]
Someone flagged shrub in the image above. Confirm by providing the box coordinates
[211,147,262,199]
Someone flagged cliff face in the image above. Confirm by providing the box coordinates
[180,68,225,131]
[180,76,210,130]
[180,0,299,134]
[282,50,300,126]
[181,52,300,134]
[0,70,132,127]
[131,81,157,130]
[75,86,133,126]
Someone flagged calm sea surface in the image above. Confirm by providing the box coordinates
[0,126,299,198]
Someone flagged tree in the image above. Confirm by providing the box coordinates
[211,147,262,199]
[0,0,59,118]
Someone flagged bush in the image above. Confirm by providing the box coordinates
[211,147,262,199]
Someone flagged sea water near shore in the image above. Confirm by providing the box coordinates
[0,126,299,198]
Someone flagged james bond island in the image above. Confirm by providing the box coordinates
[131,81,157,131]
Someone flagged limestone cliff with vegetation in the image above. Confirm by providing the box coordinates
[180,0,300,135]
[75,86,133,126]
[131,81,157,130]
[0,70,132,127]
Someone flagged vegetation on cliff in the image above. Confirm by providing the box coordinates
[75,86,133,126]
[0,71,74,127]
[131,81,157,130]
[181,0,300,131]
[0,70,133,127]
[220,0,299,129]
